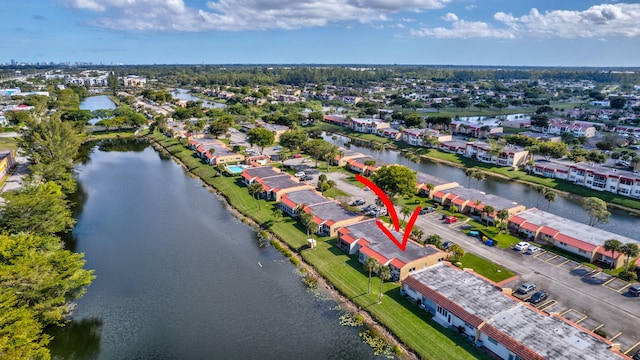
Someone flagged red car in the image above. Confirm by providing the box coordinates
[293,154,302,158]
[444,216,458,224]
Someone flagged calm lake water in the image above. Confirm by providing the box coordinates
[80,96,117,125]
[324,133,640,240]
[173,89,227,109]
[48,143,377,359]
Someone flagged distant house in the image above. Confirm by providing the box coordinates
[337,219,447,281]
[331,150,366,167]
[529,160,570,180]
[240,166,282,185]
[568,162,640,198]
[465,142,529,168]
[258,174,314,201]
[433,186,524,223]
[323,115,350,127]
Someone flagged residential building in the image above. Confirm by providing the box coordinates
[240,166,282,185]
[438,139,468,155]
[380,127,401,140]
[402,263,626,360]
[262,123,289,142]
[464,142,528,168]
[331,150,366,167]
[346,156,380,176]
[279,189,331,217]
[323,115,350,127]
[337,219,446,281]
[547,119,596,138]
[433,186,524,223]
[508,208,640,268]
[303,202,365,236]
[568,163,640,198]
[402,128,425,146]
[122,75,147,88]
[351,118,390,134]
[258,174,314,201]
[416,172,459,199]
[529,160,571,180]
[0,150,16,182]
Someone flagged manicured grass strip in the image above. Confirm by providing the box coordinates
[0,137,17,151]
[149,131,491,360]
[457,253,515,283]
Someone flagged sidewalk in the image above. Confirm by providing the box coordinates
[1,155,29,193]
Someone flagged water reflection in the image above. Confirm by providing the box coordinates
[48,318,103,360]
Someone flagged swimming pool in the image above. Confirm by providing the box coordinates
[226,165,249,174]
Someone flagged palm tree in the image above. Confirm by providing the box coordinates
[474,200,482,216]
[378,266,391,304]
[401,206,413,226]
[448,244,465,262]
[425,234,442,249]
[272,208,283,223]
[300,212,317,237]
[426,183,435,198]
[410,228,424,243]
[496,209,510,225]
[621,243,639,273]
[604,239,623,269]
[248,183,264,210]
[465,168,477,187]
[364,257,379,294]
[544,190,556,211]
[473,171,486,189]
[278,150,290,169]
[482,205,495,224]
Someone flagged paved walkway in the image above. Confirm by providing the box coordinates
[1,155,29,193]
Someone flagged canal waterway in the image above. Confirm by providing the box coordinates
[80,95,117,125]
[324,133,640,240]
[48,143,377,359]
[173,88,227,109]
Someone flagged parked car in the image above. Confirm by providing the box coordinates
[629,283,640,297]
[514,241,530,251]
[273,146,282,151]
[350,199,366,206]
[529,291,548,305]
[363,204,377,212]
[301,175,313,181]
[293,154,302,158]
[442,241,454,250]
[516,282,536,295]
[419,207,435,215]
[444,216,458,224]
[525,246,541,255]
[294,172,305,178]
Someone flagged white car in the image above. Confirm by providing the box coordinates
[525,246,541,255]
[514,241,530,251]
[294,172,305,178]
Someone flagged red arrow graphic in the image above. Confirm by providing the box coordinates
[356,174,421,252]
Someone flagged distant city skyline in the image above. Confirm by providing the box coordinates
[2,1,640,67]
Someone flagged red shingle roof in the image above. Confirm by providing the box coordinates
[359,246,389,265]
[555,233,597,252]
[509,216,527,225]
[539,226,559,237]
[520,222,540,232]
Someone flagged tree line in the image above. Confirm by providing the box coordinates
[0,91,95,358]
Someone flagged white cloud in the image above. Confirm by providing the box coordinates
[441,13,458,21]
[411,3,640,39]
[64,0,450,31]
[410,19,514,39]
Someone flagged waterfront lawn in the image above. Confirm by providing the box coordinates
[150,132,491,360]
[457,253,515,283]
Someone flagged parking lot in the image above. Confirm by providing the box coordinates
[505,247,640,357]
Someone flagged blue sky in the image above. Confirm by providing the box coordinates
[2,0,640,66]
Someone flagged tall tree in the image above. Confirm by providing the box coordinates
[448,244,465,262]
[603,239,622,269]
[300,212,318,237]
[621,243,639,273]
[0,182,75,236]
[465,168,477,188]
[247,127,275,155]
[247,183,264,210]
[18,116,83,193]
[363,257,379,295]
[0,232,95,325]
[544,190,556,211]
[0,288,51,359]
[279,129,308,154]
[583,197,611,227]
[370,164,417,198]
[378,266,391,304]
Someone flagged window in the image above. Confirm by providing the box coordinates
[579,249,587,254]
[487,337,498,346]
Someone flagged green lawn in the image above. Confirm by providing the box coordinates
[457,253,516,283]
[148,131,492,360]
